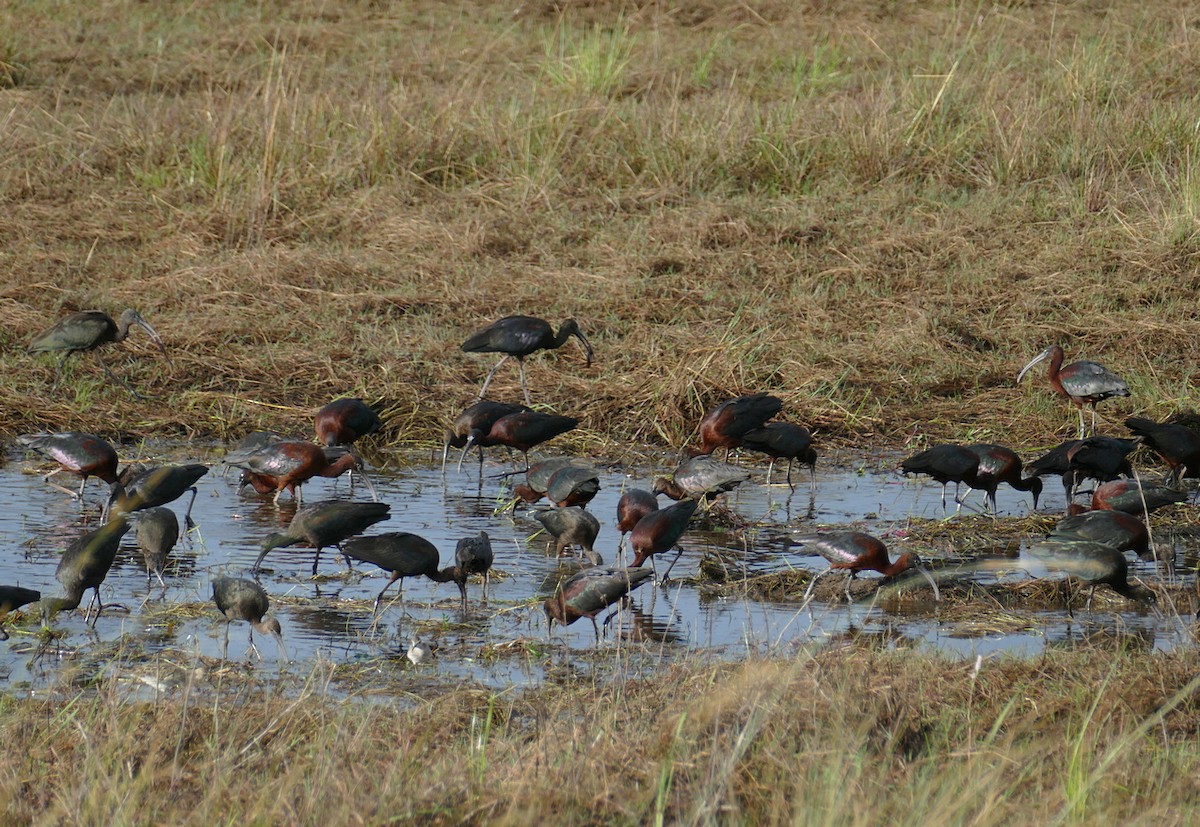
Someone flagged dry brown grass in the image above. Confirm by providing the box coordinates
[2,0,1199,457]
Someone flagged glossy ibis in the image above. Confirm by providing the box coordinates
[227,440,376,504]
[797,531,940,603]
[630,498,699,581]
[315,398,382,446]
[219,431,287,476]
[461,315,594,405]
[900,444,980,513]
[453,531,494,607]
[1017,345,1129,437]
[458,411,579,470]
[533,507,602,565]
[212,576,285,661]
[1025,537,1155,609]
[616,488,659,562]
[545,464,601,507]
[133,507,179,585]
[0,586,41,640]
[652,455,750,502]
[41,517,131,624]
[697,393,783,458]
[741,422,817,491]
[105,463,209,530]
[965,443,1042,513]
[510,457,595,504]
[255,500,391,575]
[340,532,457,613]
[1091,479,1186,515]
[1125,416,1200,485]
[1051,510,1152,560]
[28,309,167,398]
[17,431,120,500]
[1028,439,1133,503]
[443,400,531,471]
[544,566,654,640]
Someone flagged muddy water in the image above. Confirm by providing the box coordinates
[0,442,1195,694]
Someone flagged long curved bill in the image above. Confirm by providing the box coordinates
[1016,347,1051,383]
[574,330,595,367]
[456,435,478,473]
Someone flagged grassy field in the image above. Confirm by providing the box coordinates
[4,1,1200,823]
[3,0,1200,453]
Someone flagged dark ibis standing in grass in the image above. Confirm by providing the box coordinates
[1125,416,1200,485]
[17,432,119,501]
[443,400,531,471]
[340,532,458,613]
[133,507,179,585]
[797,531,940,603]
[0,586,41,640]
[616,488,659,562]
[1091,479,1186,515]
[630,498,700,582]
[228,440,376,504]
[1025,537,1155,609]
[1017,345,1130,438]
[453,531,494,607]
[900,444,981,513]
[41,517,131,625]
[741,422,817,491]
[544,566,654,641]
[510,457,594,504]
[315,398,382,446]
[533,507,602,565]
[461,315,594,405]
[965,443,1042,513]
[212,576,285,661]
[458,411,579,470]
[1050,510,1152,560]
[105,463,209,530]
[545,464,601,507]
[255,500,391,575]
[652,455,750,502]
[698,393,783,457]
[28,309,167,399]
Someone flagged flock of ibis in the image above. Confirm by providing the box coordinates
[3,307,1192,662]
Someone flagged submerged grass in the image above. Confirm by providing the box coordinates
[1,0,1199,454]
[2,645,1200,824]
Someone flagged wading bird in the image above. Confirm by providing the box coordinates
[255,500,391,575]
[228,441,376,504]
[741,422,817,491]
[453,531,494,607]
[652,455,750,502]
[533,507,602,564]
[1017,345,1130,437]
[315,398,382,447]
[28,309,167,399]
[17,432,120,501]
[1025,537,1155,610]
[965,443,1042,513]
[0,586,41,640]
[544,566,654,641]
[510,457,595,504]
[630,498,699,581]
[41,517,131,625]
[133,507,179,585]
[457,411,578,470]
[797,531,940,603]
[212,576,285,661]
[545,464,601,507]
[1090,479,1186,515]
[106,463,209,529]
[1050,510,1152,560]
[461,315,594,405]
[900,444,981,513]
[340,531,458,614]
[1028,438,1133,503]
[698,393,784,458]
[616,488,659,562]
[1125,416,1200,485]
[443,400,531,471]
